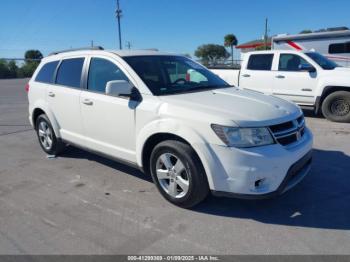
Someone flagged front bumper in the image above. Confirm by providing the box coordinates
[212,150,312,199]
[194,127,313,198]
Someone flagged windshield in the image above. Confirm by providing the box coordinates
[305,52,339,70]
[123,55,230,95]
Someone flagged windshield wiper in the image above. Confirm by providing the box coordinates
[187,84,231,92]
[158,85,232,96]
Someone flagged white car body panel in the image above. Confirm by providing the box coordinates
[211,69,239,86]
[211,50,350,107]
[28,49,313,197]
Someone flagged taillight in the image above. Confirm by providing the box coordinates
[25,83,30,92]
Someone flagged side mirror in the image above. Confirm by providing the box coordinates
[299,63,316,73]
[106,80,133,97]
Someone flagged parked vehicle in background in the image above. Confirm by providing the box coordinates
[272,27,350,67]
[210,50,350,123]
[27,48,312,208]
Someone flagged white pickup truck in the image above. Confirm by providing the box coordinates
[210,50,350,123]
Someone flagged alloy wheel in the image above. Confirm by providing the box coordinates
[38,121,53,150]
[155,153,190,198]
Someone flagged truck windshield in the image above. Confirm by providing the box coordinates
[123,55,230,95]
[305,52,339,70]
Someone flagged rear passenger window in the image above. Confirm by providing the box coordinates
[35,61,59,83]
[56,58,85,88]
[247,54,273,71]
[88,58,129,93]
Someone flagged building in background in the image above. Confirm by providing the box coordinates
[235,38,272,60]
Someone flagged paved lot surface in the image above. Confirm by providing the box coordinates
[0,78,349,255]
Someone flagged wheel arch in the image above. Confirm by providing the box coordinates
[136,118,213,181]
[315,86,350,114]
[31,102,61,137]
[141,133,191,173]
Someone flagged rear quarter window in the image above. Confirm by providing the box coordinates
[56,58,85,88]
[247,54,273,71]
[35,61,59,83]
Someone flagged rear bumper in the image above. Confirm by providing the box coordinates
[211,150,312,199]
[28,115,33,127]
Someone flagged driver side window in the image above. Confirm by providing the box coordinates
[88,58,129,93]
[279,54,310,71]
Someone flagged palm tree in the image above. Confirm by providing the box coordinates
[224,34,238,66]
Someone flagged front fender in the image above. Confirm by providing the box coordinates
[316,77,350,97]
[136,118,206,165]
[136,118,217,189]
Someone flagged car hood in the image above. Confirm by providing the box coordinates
[334,67,350,73]
[322,67,350,81]
[158,87,302,127]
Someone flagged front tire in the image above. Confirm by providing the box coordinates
[35,114,65,156]
[322,91,350,123]
[150,140,209,208]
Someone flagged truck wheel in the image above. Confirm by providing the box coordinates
[322,91,350,123]
[35,114,65,156]
[150,140,209,208]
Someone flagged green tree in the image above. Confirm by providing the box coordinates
[224,34,238,65]
[7,61,18,78]
[299,30,313,34]
[0,59,11,79]
[194,44,229,66]
[19,49,43,78]
[24,50,43,62]
[255,44,271,51]
[17,62,39,78]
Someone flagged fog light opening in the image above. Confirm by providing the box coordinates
[255,178,266,188]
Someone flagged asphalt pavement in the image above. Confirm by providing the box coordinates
[0,78,349,255]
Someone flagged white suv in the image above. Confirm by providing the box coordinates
[27,47,313,208]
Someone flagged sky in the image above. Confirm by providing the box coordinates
[1,0,349,59]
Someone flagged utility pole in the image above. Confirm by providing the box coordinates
[126,41,132,50]
[116,0,123,50]
[91,40,94,47]
[264,18,268,50]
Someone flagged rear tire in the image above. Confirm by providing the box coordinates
[149,140,209,208]
[35,114,65,156]
[322,91,350,123]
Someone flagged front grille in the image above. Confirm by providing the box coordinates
[269,116,306,146]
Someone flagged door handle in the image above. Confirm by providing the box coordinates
[48,92,55,97]
[82,99,93,106]
[275,75,285,79]
[242,74,251,77]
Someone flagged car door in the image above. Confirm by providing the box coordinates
[80,56,138,162]
[47,57,85,144]
[239,53,275,94]
[272,53,317,106]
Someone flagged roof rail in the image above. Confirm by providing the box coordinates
[49,46,104,56]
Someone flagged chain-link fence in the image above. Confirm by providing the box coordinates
[196,59,242,69]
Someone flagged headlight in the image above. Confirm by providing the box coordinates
[211,124,275,148]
